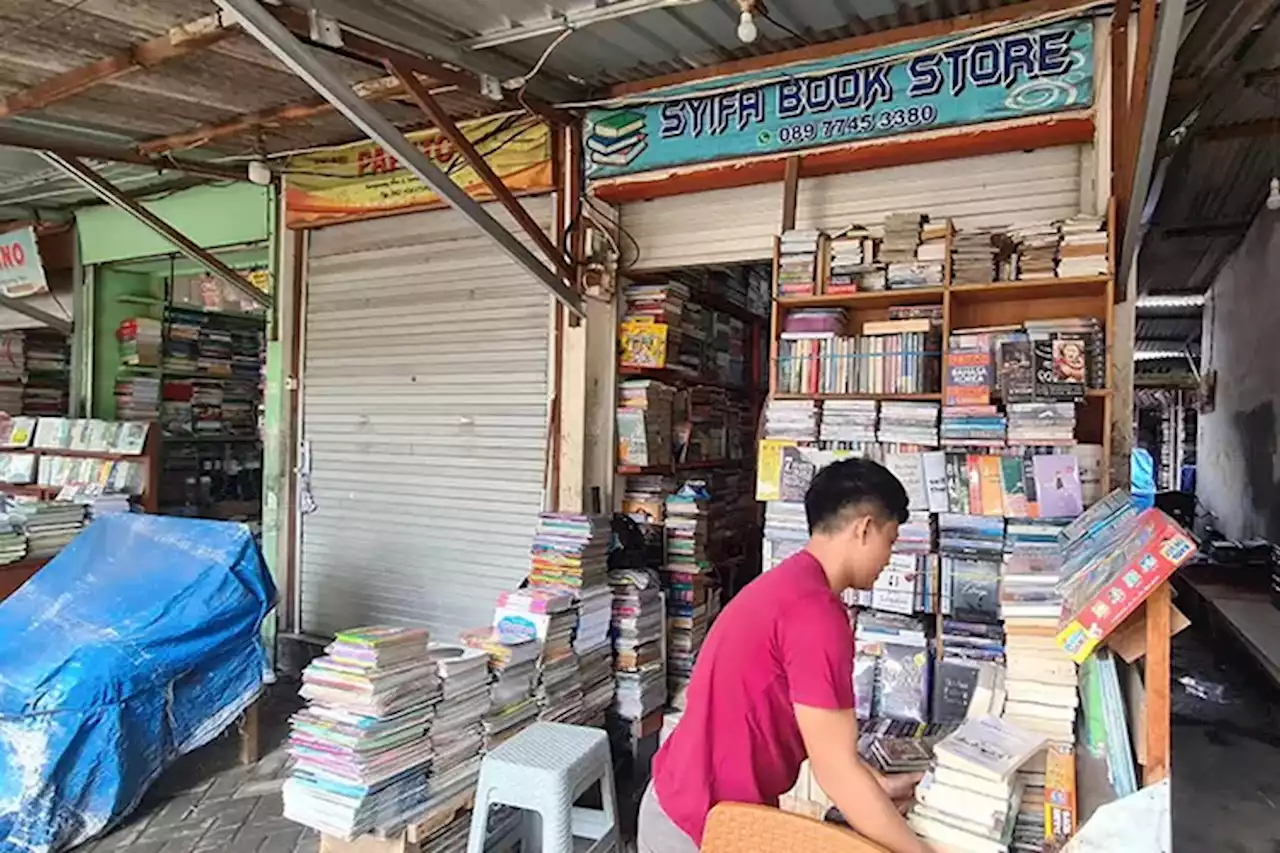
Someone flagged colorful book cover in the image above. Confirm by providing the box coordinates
[619,318,668,368]
[946,349,992,406]
[978,456,1004,518]
[966,455,983,515]
[1044,744,1077,844]
[1032,455,1084,519]
[1000,456,1029,517]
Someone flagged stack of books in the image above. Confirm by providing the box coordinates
[895,510,935,553]
[777,328,939,396]
[854,611,930,722]
[908,717,1046,853]
[0,333,24,415]
[1026,317,1105,394]
[619,473,673,552]
[881,213,924,262]
[940,405,1007,447]
[115,376,161,421]
[459,627,539,750]
[762,502,808,569]
[665,481,711,575]
[887,263,944,290]
[827,230,882,293]
[117,317,162,367]
[939,514,1006,559]
[664,570,716,710]
[877,401,939,447]
[820,399,879,445]
[1010,223,1060,279]
[426,644,489,793]
[285,627,438,840]
[1001,624,1078,746]
[1005,401,1077,446]
[526,513,611,596]
[0,527,26,565]
[491,589,583,724]
[950,226,1008,284]
[1057,214,1108,278]
[576,584,616,725]
[618,280,689,370]
[907,219,949,286]
[764,399,819,440]
[609,567,667,720]
[14,501,86,558]
[22,331,69,417]
[782,307,846,337]
[777,229,822,296]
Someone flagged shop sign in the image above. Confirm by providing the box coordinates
[0,226,48,298]
[584,17,1094,179]
[285,114,553,227]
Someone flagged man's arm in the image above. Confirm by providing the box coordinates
[794,703,932,853]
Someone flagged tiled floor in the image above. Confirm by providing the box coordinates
[74,684,318,853]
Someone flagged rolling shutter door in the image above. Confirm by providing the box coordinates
[298,199,553,640]
[620,146,1088,271]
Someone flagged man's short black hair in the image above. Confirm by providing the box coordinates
[804,457,910,535]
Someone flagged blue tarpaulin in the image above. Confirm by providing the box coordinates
[0,514,276,853]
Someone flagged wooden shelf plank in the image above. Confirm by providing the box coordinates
[948,276,1111,302]
[777,287,945,310]
[772,392,942,402]
[619,365,748,393]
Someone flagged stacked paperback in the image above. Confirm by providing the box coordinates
[777,229,822,296]
[609,568,667,720]
[1057,214,1108,277]
[616,379,674,468]
[13,500,87,558]
[117,317,162,367]
[575,584,616,724]
[877,401,939,447]
[285,627,438,839]
[459,627,539,750]
[527,513,610,595]
[1005,402,1076,446]
[426,643,489,795]
[940,405,1007,447]
[950,226,1007,284]
[827,230,882,293]
[908,716,1047,853]
[493,588,584,724]
[1010,223,1060,279]
[820,399,879,445]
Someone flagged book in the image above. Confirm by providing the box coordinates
[933,716,1047,782]
[1032,333,1087,399]
[1031,455,1083,518]
[923,452,949,513]
[946,349,992,406]
[997,338,1035,402]
[591,111,645,139]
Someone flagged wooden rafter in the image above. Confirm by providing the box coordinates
[0,12,239,118]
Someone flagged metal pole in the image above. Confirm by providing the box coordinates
[39,152,272,310]
[0,294,71,335]
[214,0,585,319]
[1118,0,1188,296]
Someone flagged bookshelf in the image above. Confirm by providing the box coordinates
[766,201,1172,787]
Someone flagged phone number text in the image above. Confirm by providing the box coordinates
[775,104,939,145]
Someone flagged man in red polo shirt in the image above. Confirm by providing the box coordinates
[638,458,932,853]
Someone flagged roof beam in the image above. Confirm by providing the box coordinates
[0,295,72,335]
[0,127,246,182]
[215,0,583,319]
[39,153,271,310]
[1199,119,1280,142]
[0,12,239,119]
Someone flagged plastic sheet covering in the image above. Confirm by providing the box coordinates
[0,515,276,853]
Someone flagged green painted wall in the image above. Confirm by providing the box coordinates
[77,183,274,266]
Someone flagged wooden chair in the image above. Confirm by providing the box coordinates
[700,803,892,853]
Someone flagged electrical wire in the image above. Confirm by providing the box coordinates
[556,0,1109,109]
[515,28,575,89]
[760,9,808,44]
[2,0,94,42]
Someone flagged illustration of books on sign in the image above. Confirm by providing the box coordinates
[586,111,648,171]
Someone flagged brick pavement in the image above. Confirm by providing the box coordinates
[73,685,318,853]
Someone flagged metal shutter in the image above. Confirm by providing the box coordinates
[298,199,553,640]
[621,146,1088,271]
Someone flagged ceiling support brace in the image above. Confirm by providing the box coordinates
[214,0,585,319]
[40,152,273,310]
[1118,0,1188,295]
[386,61,576,283]
[0,295,72,335]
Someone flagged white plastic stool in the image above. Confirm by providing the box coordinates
[465,722,618,853]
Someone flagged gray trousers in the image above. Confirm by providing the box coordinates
[636,782,700,853]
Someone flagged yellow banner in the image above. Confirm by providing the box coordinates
[284,114,553,228]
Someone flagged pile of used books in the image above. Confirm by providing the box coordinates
[1010,222,1060,279]
[1057,214,1108,278]
[777,229,822,297]
[618,280,689,370]
[820,399,879,447]
[460,626,540,750]
[908,716,1047,853]
[940,405,1007,447]
[527,512,611,596]
[426,643,489,804]
[609,568,667,720]
[492,588,583,724]
[616,379,675,468]
[827,229,882,293]
[763,399,819,441]
[576,583,616,725]
[0,524,25,565]
[14,501,87,559]
[1005,401,1077,446]
[881,213,924,262]
[950,226,1007,284]
[284,626,438,839]
[877,401,940,447]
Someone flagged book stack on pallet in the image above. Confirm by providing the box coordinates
[777,229,822,296]
[1058,215,1109,278]
[285,627,438,840]
[908,716,1047,853]
[458,627,540,750]
[609,567,667,720]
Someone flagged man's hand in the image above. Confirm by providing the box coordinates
[873,769,923,814]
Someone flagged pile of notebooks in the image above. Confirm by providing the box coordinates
[877,401,939,447]
[576,584,616,725]
[13,500,87,558]
[907,716,1047,853]
[777,229,822,296]
[609,568,667,720]
[526,513,610,595]
[459,627,539,750]
[285,627,438,840]
[764,399,819,440]
[950,226,1008,284]
[940,405,1007,447]
[1010,222,1060,279]
[1057,214,1108,278]
[1005,401,1077,446]
[427,643,489,793]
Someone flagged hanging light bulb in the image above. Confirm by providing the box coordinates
[737,8,758,43]
[1267,176,1280,211]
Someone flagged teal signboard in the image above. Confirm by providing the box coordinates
[584,18,1094,178]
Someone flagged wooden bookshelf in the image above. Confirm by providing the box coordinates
[766,201,1171,786]
[0,423,161,513]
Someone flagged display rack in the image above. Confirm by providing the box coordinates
[765,200,1171,786]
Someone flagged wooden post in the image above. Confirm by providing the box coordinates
[1144,581,1172,784]
[1127,0,1158,205]
[781,155,801,232]
[1110,0,1132,255]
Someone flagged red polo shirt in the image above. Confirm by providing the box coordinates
[652,550,856,843]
